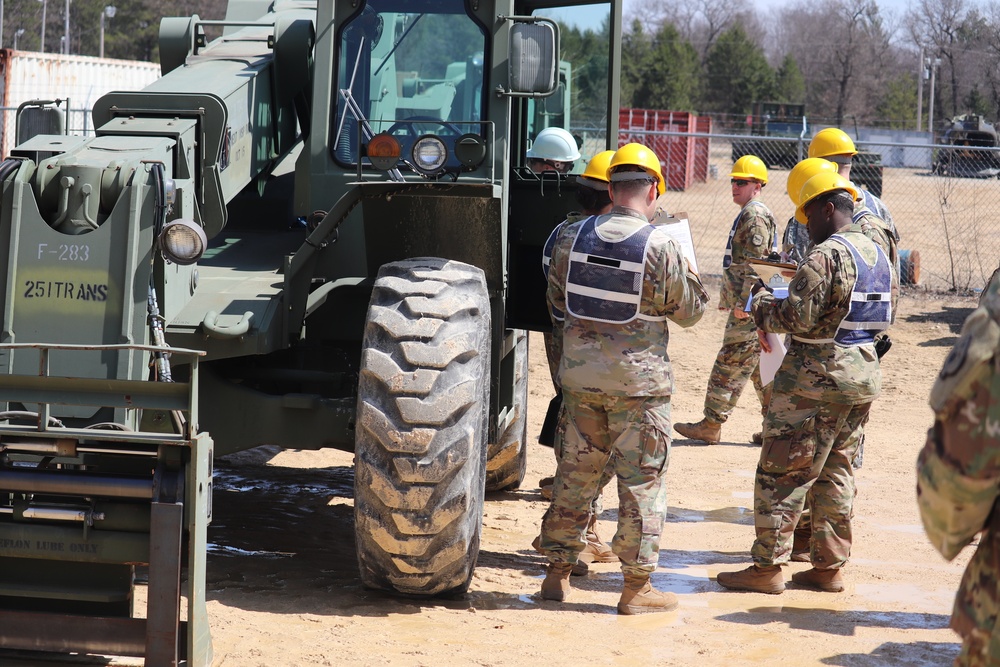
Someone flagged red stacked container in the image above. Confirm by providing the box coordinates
[618,109,708,191]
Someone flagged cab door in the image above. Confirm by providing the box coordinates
[505,0,622,331]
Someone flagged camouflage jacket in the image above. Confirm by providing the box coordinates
[542,211,589,384]
[547,207,708,396]
[853,202,899,269]
[750,228,885,405]
[781,216,811,265]
[856,188,899,243]
[917,272,1000,656]
[720,198,777,310]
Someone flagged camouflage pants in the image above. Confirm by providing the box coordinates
[951,520,1000,666]
[704,311,768,424]
[552,402,613,516]
[750,395,871,569]
[540,391,672,576]
[543,331,561,394]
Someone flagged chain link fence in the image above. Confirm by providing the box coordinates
[615,127,1000,294]
[3,104,996,293]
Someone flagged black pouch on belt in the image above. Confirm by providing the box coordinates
[538,391,562,447]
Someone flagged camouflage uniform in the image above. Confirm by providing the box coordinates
[785,201,900,541]
[540,206,708,575]
[540,212,612,513]
[782,216,811,265]
[542,211,588,390]
[701,197,777,425]
[917,271,1000,666]
[748,228,892,568]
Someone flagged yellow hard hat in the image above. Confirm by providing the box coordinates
[795,172,859,224]
[730,154,768,185]
[608,143,665,196]
[786,158,839,206]
[577,150,615,189]
[808,128,858,159]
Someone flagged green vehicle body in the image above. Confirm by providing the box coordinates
[0,0,623,664]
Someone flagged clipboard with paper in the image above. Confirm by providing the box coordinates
[745,259,797,386]
[650,210,699,275]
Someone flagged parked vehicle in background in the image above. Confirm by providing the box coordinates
[933,114,1000,178]
[731,101,808,168]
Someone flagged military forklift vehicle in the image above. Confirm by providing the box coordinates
[0,0,623,664]
[933,114,1000,178]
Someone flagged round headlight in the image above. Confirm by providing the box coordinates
[411,135,448,174]
[159,219,207,265]
[454,133,487,169]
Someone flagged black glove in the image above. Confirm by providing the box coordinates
[874,334,892,359]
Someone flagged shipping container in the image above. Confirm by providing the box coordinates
[0,49,160,157]
[618,108,710,191]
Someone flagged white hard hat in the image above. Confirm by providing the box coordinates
[526,127,581,162]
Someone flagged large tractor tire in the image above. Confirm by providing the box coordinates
[354,258,490,596]
[485,330,528,492]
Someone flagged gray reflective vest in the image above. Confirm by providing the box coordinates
[791,234,891,346]
[542,217,589,322]
[565,216,664,324]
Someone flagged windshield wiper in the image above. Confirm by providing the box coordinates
[373,14,425,77]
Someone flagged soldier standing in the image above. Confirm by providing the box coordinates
[537,150,617,567]
[917,273,1000,665]
[716,172,893,594]
[780,158,839,265]
[808,128,899,270]
[675,155,777,445]
[538,143,708,613]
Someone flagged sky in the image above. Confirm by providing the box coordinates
[545,0,916,31]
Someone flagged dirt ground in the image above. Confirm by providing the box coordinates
[4,280,973,667]
[151,284,978,666]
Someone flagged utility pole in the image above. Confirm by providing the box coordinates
[63,0,69,54]
[99,6,114,58]
[928,57,941,136]
[39,0,46,52]
[916,47,924,133]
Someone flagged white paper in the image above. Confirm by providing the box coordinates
[745,285,788,312]
[759,333,787,386]
[652,212,698,275]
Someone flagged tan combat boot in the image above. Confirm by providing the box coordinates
[617,574,679,614]
[790,525,811,562]
[540,562,575,601]
[531,535,589,576]
[538,476,554,501]
[716,564,785,594]
[674,419,722,445]
[581,515,617,563]
[791,567,845,592]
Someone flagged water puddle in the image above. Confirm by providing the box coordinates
[667,506,752,525]
[207,543,295,558]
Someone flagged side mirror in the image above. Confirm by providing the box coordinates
[16,100,65,146]
[500,17,559,98]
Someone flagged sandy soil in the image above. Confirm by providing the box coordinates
[2,230,978,665]
[161,283,975,667]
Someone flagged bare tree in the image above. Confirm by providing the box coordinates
[908,0,970,121]
[630,0,753,63]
